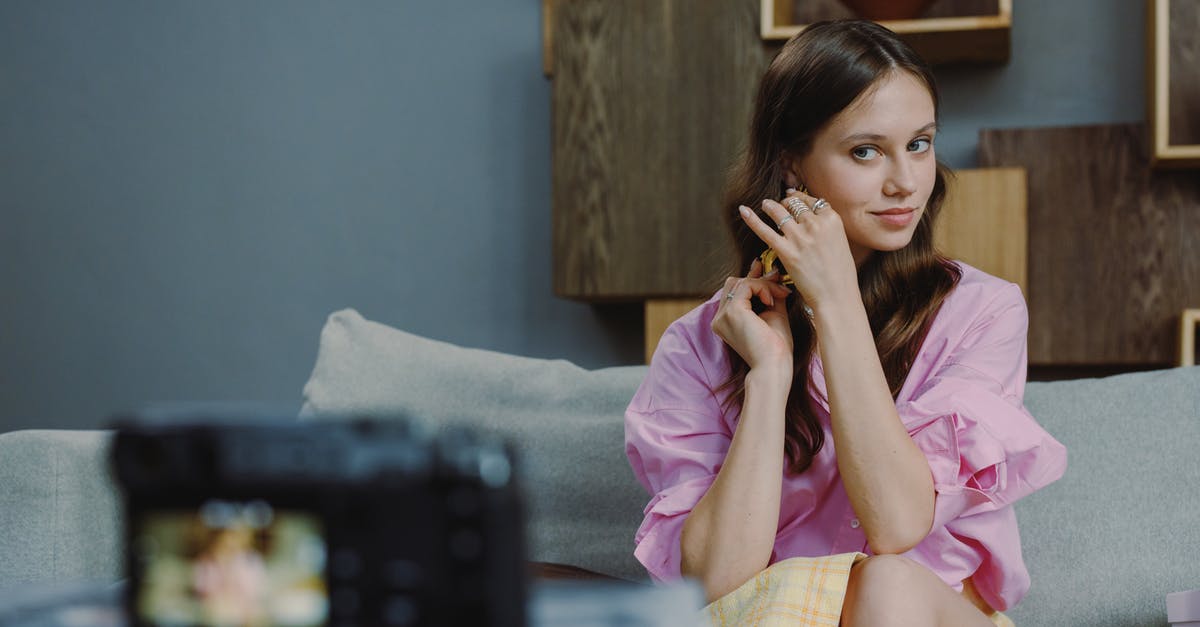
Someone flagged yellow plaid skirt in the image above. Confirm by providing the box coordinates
[703,553,1014,626]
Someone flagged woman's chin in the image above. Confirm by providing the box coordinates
[868,233,917,253]
[851,232,917,265]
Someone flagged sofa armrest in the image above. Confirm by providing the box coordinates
[0,430,123,590]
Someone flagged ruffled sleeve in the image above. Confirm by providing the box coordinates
[624,302,732,582]
[899,283,1068,610]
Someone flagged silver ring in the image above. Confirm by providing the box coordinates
[776,215,795,229]
[785,196,811,218]
[811,198,829,214]
[725,278,744,301]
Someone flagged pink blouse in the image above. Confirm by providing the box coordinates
[624,262,1068,612]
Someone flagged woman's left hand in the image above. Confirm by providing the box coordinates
[739,190,860,311]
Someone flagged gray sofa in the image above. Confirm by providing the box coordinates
[2,308,1198,626]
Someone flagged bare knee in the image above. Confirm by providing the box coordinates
[842,555,993,627]
[841,555,934,627]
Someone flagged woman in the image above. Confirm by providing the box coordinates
[624,20,1067,626]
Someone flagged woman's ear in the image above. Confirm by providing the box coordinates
[786,173,808,193]
[780,154,803,190]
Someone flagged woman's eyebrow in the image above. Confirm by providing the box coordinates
[839,122,938,143]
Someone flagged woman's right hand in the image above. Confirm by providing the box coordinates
[711,258,795,376]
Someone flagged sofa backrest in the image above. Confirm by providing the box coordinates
[1011,367,1200,625]
[301,309,652,581]
[0,429,121,589]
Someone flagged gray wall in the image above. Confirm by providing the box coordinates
[0,1,1144,432]
[935,1,1144,167]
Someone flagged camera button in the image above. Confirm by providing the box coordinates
[330,549,363,580]
[384,559,425,589]
[450,528,483,561]
[331,586,361,617]
[383,595,420,626]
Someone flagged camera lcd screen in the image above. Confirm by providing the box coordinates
[132,499,328,627]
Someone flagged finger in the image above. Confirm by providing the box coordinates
[741,276,782,308]
[786,187,814,204]
[778,194,817,222]
[768,283,792,301]
[764,297,792,337]
[730,278,746,301]
[718,276,740,310]
[760,198,799,227]
[748,258,764,279]
[751,277,792,294]
[767,289,789,318]
[739,277,792,308]
[786,188,828,216]
[737,205,787,251]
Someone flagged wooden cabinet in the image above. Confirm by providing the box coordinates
[1147,0,1200,167]
[979,123,1200,366]
[932,167,1027,296]
[549,0,766,301]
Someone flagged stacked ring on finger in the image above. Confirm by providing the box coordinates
[785,196,812,218]
[811,198,830,214]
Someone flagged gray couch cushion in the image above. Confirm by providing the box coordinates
[0,430,122,590]
[1013,366,1200,626]
[301,309,652,581]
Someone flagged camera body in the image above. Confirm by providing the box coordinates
[112,416,526,627]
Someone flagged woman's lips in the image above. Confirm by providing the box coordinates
[871,208,917,226]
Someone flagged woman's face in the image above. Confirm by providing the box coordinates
[788,70,938,266]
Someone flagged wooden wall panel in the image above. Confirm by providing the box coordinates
[979,124,1200,365]
[644,299,707,364]
[551,0,766,300]
[935,167,1027,296]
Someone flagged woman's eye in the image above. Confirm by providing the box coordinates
[908,138,932,153]
[851,146,880,160]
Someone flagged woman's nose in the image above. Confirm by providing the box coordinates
[884,156,918,197]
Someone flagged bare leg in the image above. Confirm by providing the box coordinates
[840,555,995,627]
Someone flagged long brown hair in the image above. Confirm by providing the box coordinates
[720,20,961,474]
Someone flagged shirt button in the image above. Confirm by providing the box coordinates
[850,519,861,529]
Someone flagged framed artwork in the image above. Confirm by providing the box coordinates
[1148,0,1200,167]
[760,0,1011,64]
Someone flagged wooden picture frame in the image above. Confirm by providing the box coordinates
[760,0,1012,64]
[1182,309,1200,367]
[1147,0,1200,167]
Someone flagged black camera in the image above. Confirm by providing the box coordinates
[112,416,526,627]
